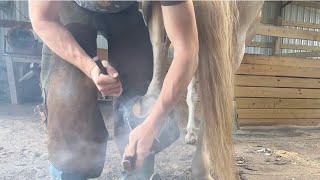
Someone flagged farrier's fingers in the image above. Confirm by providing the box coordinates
[100,85,122,97]
[96,74,119,85]
[123,137,139,171]
[101,60,119,78]
[135,141,150,169]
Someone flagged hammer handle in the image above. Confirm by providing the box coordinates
[93,56,107,75]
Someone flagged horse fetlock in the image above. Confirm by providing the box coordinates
[191,168,213,180]
[192,174,214,180]
[185,129,198,145]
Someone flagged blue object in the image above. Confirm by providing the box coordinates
[49,163,87,180]
[49,163,63,180]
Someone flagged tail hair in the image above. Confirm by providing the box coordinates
[194,1,239,179]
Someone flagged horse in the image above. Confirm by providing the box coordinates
[133,1,264,179]
[184,1,265,145]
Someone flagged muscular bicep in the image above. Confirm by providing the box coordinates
[29,0,60,23]
[161,1,198,54]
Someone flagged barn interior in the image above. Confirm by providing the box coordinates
[0,1,320,179]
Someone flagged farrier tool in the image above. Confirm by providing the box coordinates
[92,56,161,179]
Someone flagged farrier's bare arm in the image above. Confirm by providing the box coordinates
[29,0,95,78]
[146,1,199,128]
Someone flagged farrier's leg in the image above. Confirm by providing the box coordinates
[45,2,108,179]
[96,3,155,179]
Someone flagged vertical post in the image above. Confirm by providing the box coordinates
[232,99,240,133]
[272,16,282,55]
[272,2,283,55]
[5,56,19,104]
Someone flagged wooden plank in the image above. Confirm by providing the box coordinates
[237,64,320,78]
[237,109,320,119]
[5,56,19,104]
[246,43,320,51]
[0,20,32,28]
[235,75,320,89]
[256,24,320,41]
[3,55,41,64]
[235,87,320,99]
[260,18,275,25]
[12,57,41,63]
[272,14,282,55]
[238,118,320,126]
[247,42,273,48]
[236,98,320,109]
[242,54,320,68]
[282,20,320,29]
[262,18,320,29]
[18,70,34,83]
[280,44,320,51]
[281,51,320,58]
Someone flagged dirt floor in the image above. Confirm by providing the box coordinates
[0,102,320,180]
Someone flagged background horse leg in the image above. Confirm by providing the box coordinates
[232,2,264,133]
[185,77,198,144]
[191,125,213,180]
[235,1,264,70]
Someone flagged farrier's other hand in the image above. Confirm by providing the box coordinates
[123,121,158,171]
[90,60,122,97]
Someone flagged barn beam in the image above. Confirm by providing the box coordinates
[247,42,273,48]
[256,24,320,41]
[0,20,32,28]
[281,1,293,9]
[282,51,320,58]
[291,1,320,10]
[261,18,320,29]
[272,1,282,55]
[247,42,320,51]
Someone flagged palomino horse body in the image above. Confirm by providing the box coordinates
[137,1,264,179]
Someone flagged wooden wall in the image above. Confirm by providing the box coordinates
[235,54,320,126]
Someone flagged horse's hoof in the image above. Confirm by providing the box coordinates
[185,130,197,145]
[150,173,162,180]
[192,175,214,180]
[207,176,214,180]
[239,172,247,180]
[132,95,157,118]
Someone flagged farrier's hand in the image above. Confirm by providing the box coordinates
[90,60,122,97]
[123,121,159,171]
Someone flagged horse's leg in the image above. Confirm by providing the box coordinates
[235,1,264,70]
[145,2,169,98]
[185,77,198,144]
[133,3,170,117]
[245,12,261,46]
[145,37,168,98]
[191,124,213,180]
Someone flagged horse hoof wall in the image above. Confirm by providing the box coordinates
[185,130,197,145]
[150,173,162,180]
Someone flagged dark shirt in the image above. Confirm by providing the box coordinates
[74,1,184,13]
